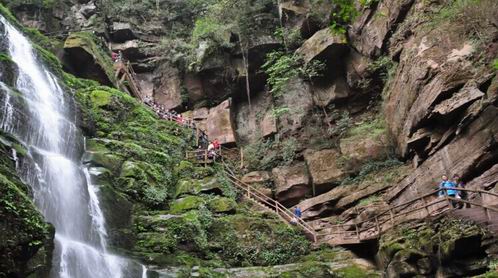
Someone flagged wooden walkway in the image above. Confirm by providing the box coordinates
[181,145,498,245]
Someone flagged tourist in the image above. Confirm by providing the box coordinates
[213,138,220,150]
[438,175,458,208]
[453,174,466,209]
[291,206,302,225]
[111,52,118,62]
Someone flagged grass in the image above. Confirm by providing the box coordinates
[346,117,386,139]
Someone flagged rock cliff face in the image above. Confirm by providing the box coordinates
[2,0,498,276]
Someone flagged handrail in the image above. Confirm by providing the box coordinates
[315,188,497,241]
[221,162,318,241]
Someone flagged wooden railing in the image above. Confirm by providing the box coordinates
[222,162,318,242]
[314,188,498,244]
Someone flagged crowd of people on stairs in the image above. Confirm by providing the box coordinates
[438,174,467,209]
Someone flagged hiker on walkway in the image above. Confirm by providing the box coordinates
[213,138,220,150]
[453,174,466,209]
[118,50,123,61]
[291,206,302,225]
[438,175,459,207]
[112,52,118,62]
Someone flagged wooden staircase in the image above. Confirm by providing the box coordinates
[114,61,144,102]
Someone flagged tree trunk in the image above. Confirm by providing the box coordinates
[240,41,252,112]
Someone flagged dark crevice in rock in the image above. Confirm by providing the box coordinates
[380,0,416,56]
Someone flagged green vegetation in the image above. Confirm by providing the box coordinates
[64,32,116,84]
[0,133,53,276]
[341,158,403,186]
[328,110,353,138]
[359,0,379,8]
[429,0,497,45]
[493,58,498,70]
[262,51,300,97]
[243,136,298,171]
[262,51,325,98]
[346,117,386,140]
[329,0,359,34]
[0,53,12,62]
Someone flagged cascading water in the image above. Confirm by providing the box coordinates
[0,16,145,277]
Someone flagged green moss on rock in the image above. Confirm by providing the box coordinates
[170,196,206,214]
[0,135,54,277]
[207,196,236,213]
[64,32,116,85]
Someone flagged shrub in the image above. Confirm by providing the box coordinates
[262,51,300,97]
[328,111,352,138]
[143,186,169,208]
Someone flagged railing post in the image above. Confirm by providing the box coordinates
[247,186,251,199]
[375,216,381,235]
[354,223,360,241]
[389,208,395,225]
[274,200,279,214]
[204,150,208,167]
[484,207,491,221]
[445,194,453,209]
[422,196,431,217]
[240,147,244,169]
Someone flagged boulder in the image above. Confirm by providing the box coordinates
[296,28,348,64]
[184,73,204,103]
[241,171,273,198]
[169,196,205,214]
[304,149,347,192]
[153,64,183,111]
[175,177,224,198]
[234,90,276,144]
[63,32,115,86]
[111,40,148,61]
[312,75,350,107]
[111,22,136,42]
[206,99,236,145]
[272,163,311,207]
[350,0,416,58]
[276,78,314,135]
[207,197,236,214]
[339,134,388,169]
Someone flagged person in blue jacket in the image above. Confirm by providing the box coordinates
[438,175,459,207]
[291,206,302,225]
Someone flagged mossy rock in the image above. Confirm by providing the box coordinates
[0,52,18,86]
[207,197,236,214]
[174,160,214,180]
[63,32,116,86]
[175,177,223,198]
[169,196,206,214]
[82,150,124,174]
[0,137,54,277]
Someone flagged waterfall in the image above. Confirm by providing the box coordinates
[0,16,145,277]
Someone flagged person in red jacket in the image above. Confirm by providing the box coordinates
[213,138,220,150]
